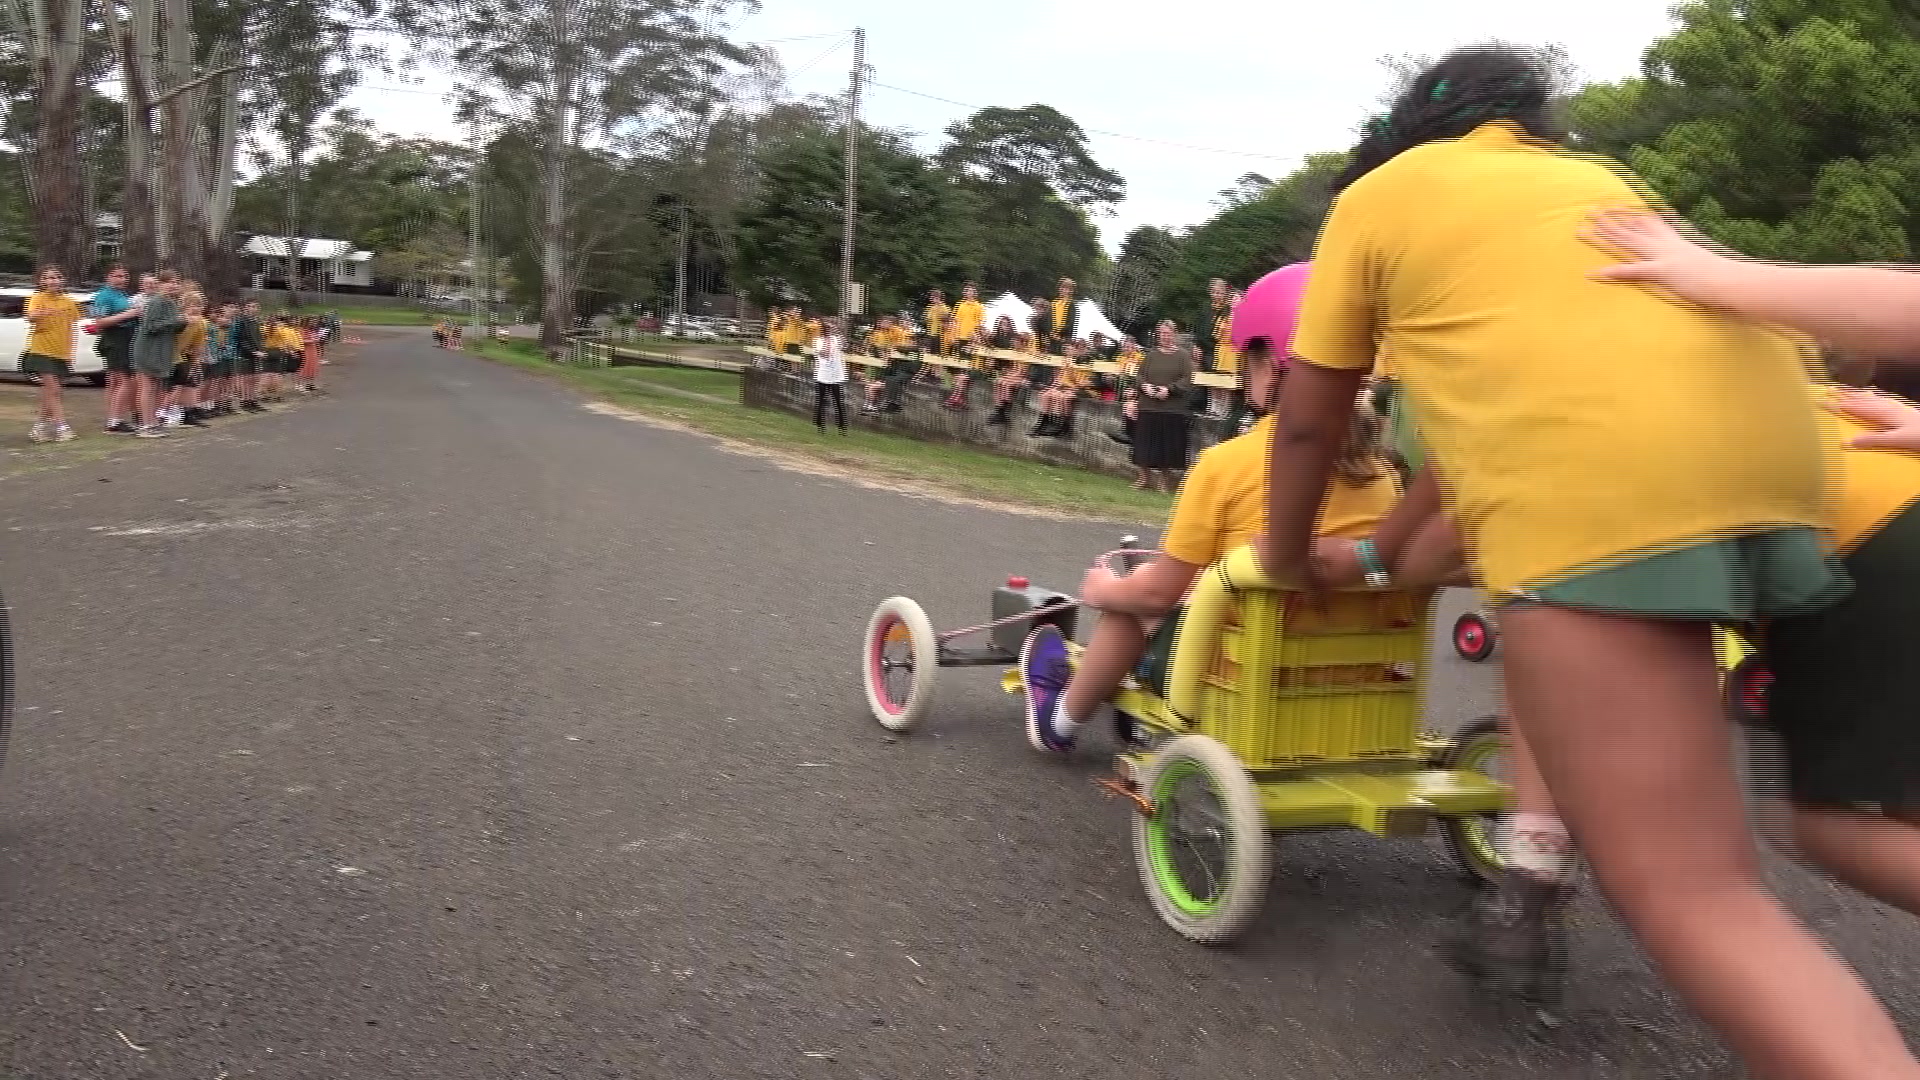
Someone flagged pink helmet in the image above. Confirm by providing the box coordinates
[1229,262,1311,362]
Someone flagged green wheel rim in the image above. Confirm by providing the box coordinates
[1146,759,1232,918]
[1453,735,1506,875]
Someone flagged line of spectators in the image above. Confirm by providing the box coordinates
[25,263,337,443]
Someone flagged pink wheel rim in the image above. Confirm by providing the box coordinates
[1455,618,1485,654]
[1741,666,1772,718]
[869,613,911,716]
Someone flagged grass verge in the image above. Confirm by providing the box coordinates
[265,304,442,326]
[468,338,1172,521]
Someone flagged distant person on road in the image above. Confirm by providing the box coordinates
[809,316,849,435]
[90,264,141,434]
[23,264,82,444]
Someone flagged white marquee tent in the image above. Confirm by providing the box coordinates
[979,292,1127,344]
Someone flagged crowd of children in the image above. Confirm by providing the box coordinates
[22,262,336,443]
[763,280,1237,448]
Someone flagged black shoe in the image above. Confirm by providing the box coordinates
[240,401,263,413]
[106,420,138,434]
[182,413,209,428]
[1028,419,1054,437]
[1053,418,1075,438]
[1445,869,1572,1018]
[988,408,1011,426]
[1108,431,1132,445]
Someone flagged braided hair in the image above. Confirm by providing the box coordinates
[1333,44,1565,196]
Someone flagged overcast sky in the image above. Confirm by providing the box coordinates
[344,0,1682,251]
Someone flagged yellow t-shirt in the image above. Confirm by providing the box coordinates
[1212,307,1238,375]
[1819,387,1920,555]
[1052,364,1090,392]
[924,302,951,339]
[1163,416,1399,568]
[949,299,984,343]
[273,326,303,352]
[1295,121,1830,596]
[766,313,784,350]
[1118,348,1144,379]
[1051,298,1071,337]
[176,317,207,362]
[25,291,81,360]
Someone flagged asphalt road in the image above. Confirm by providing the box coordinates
[3,329,1917,1080]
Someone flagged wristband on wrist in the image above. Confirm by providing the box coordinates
[1354,537,1391,589]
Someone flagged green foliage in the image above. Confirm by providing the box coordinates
[1569,0,1920,261]
[736,108,979,315]
[1156,151,1348,331]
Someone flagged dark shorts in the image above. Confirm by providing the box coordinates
[1769,500,1920,812]
[169,361,201,389]
[1498,527,1848,623]
[205,358,233,380]
[1134,607,1188,698]
[98,328,134,373]
[133,348,174,381]
[21,352,68,377]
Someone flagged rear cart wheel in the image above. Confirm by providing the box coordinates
[862,597,938,732]
[1132,735,1270,945]
[1725,656,1772,727]
[1453,611,1497,662]
[1439,716,1508,887]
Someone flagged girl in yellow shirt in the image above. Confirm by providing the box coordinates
[1259,47,1912,1080]
[23,264,81,443]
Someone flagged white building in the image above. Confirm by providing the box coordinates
[242,236,376,291]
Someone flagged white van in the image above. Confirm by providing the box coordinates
[0,288,105,385]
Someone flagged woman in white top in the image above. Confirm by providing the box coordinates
[809,317,849,434]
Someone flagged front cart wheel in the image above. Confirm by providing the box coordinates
[1725,656,1772,727]
[1453,612,1497,662]
[1132,735,1271,945]
[1439,716,1508,887]
[862,597,938,732]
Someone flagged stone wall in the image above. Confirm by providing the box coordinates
[740,364,1238,480]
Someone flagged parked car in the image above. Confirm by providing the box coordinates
[0,288,104,385]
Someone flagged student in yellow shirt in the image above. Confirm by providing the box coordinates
[22,264,82,443]
[862,316,915,413]
[164,295,211,428]
[922,290,951,357]
[1256,47,1904,1080]
[1019,277,1398,753]
[1346,212,1920,1032]
[945,282,984,354]
[1030,340,1094,438]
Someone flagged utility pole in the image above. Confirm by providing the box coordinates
[674,205,689,328]
[839,27,863,319]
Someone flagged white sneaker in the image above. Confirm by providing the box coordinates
[135,425,168,439]
[52,424,75,443]
[162,414,184,428]
[28,421,48,443]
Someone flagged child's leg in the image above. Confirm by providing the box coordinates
[38,369,63,427]
[1060,611,1152,722]
[1789,806,1920,915]
[1500,603,1919,1080]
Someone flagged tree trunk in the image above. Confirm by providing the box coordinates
[117,3,157,274]
[202,65,243,298]
[538,0,574,354]
[22,0,90,275]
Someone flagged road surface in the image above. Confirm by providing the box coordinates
[2,329,1916,1079]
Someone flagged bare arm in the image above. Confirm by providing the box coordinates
[1081,554,1201,618]
[1258,361,1368,584]
[1589,210,1920,362]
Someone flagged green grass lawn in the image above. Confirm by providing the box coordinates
[263,304,443,326]
[467,338,1171,521]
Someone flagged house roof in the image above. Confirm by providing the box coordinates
[243,236,374,262]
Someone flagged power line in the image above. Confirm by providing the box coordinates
[869,81,1295,163]
[785,33,849,81]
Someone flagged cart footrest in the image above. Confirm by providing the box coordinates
[1256,769,1507,835]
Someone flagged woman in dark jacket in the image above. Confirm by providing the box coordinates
[1131,319,1194,491]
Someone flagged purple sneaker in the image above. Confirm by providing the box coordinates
[1020,624,1075,753]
